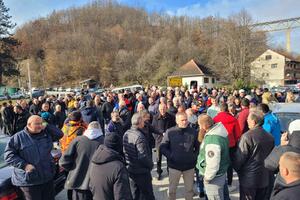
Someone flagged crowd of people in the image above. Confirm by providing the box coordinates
[2,85,300,200]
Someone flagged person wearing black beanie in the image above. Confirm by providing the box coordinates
[89,133,132,200]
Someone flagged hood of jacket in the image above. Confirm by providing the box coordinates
[289,130,300,148]
[206,122,228,138]
[214,112,236,125]
[273,174,300,192]
[92,145,124,165]
[83,128,103,140]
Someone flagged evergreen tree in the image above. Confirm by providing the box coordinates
[0,0,19,85]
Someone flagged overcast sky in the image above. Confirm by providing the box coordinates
[3,0,300,53]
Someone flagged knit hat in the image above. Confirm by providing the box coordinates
[41,112,50,122]
[288,119,300,134]
[104,133,122,154]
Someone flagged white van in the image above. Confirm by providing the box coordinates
[112,84,143,93]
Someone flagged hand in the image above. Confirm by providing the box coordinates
[280,132,289,146]
[25,164,35,173]
[203,178,210,184]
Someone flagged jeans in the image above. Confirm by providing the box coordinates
[204,174,226,200]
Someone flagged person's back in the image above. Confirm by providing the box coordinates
[59,122,104,199]
[89,134,132,200]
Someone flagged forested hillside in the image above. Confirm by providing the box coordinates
[13,0,267,87]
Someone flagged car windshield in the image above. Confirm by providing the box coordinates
[275,113,300,132]
[0,136,7,168]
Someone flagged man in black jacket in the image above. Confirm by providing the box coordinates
[160,112,199,200]
[152,103,176,180]
[59,121,104,200]
[89,133,132,200]
[123,113,155,200]
[13,105,31,135]
[271,152,300,200]
[233,110,274,200]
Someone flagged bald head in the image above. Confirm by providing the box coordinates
[27,115,44,134]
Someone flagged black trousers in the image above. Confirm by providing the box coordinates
[20,180,54,200]
[156,147,163,175]
[239,186,268,200]
[129,172,155,200]
[227,146,236,186]
[72,189,93,200]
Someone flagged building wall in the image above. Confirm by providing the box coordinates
[251,49,285,87]
[182,76,215,89]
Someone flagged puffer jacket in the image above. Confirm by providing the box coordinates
[4,125,63,186]
[232,126,274,188]
[265,131,300,173]
[123,127,153,174]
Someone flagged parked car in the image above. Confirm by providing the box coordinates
[29,89,45,98]
[0,134,66,200]
[270,103,300,133]
[112,84,143,93]
[9,92,28,100]
[0,95,7,101]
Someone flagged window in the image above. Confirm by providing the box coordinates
[262,73,265,77]
[262,65,265,68]
[190,81,198,89]
[204,77,209,83]
[271,64,278,69]
[266,73,269,77]
[212,78,215,84]
[265,55,272,60]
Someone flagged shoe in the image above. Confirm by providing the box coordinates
[228,185,237,192]
[157,174,162,180]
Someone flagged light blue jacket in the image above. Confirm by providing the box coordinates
[263,112,281,146]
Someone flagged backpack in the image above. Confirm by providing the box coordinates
[60,121,87,153]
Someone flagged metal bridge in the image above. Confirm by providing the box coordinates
[250,17,300,52]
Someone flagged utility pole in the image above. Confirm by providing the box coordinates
[286,28,291,53]
[27,59,32,99]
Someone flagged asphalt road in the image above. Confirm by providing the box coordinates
[56,157,239,200]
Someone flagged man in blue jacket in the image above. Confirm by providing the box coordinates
[258,103,281,146]
[4,115,63,200]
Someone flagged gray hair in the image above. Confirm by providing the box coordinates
[131,113,143,128]
[88,121,101,129]
[248,110,264,126]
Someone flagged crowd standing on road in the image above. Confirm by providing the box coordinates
[2,85,300,200]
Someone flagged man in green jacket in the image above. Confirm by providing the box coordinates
[197,114,230,200]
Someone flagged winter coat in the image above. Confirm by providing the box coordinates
[207,105,220,119]
[237,107,249,134]
[160,126,199,171]
[107,121,125,136]
[271,175,300,200]
[13,110,31,134]
[232,126,274,188]
[89,145,133,200]
[123,127,153,174]
[81,106,98,124]
[59,134,104,190]
[263,112,281,146]
[119,107,131,132]
[101,101,114,124]
[265,131,300,173]
[29,104,40,115]
[54,111,66,129]
[4,125,63,186]
[197,123,230,181]
[151,112,176,148]
[213,112,241,148]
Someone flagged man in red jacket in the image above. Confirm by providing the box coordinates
[214,103,241,189]
[237,98,250,134]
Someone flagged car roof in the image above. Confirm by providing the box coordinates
[270,103,300,114]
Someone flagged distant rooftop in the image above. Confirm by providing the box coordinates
[170,59,213,77]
